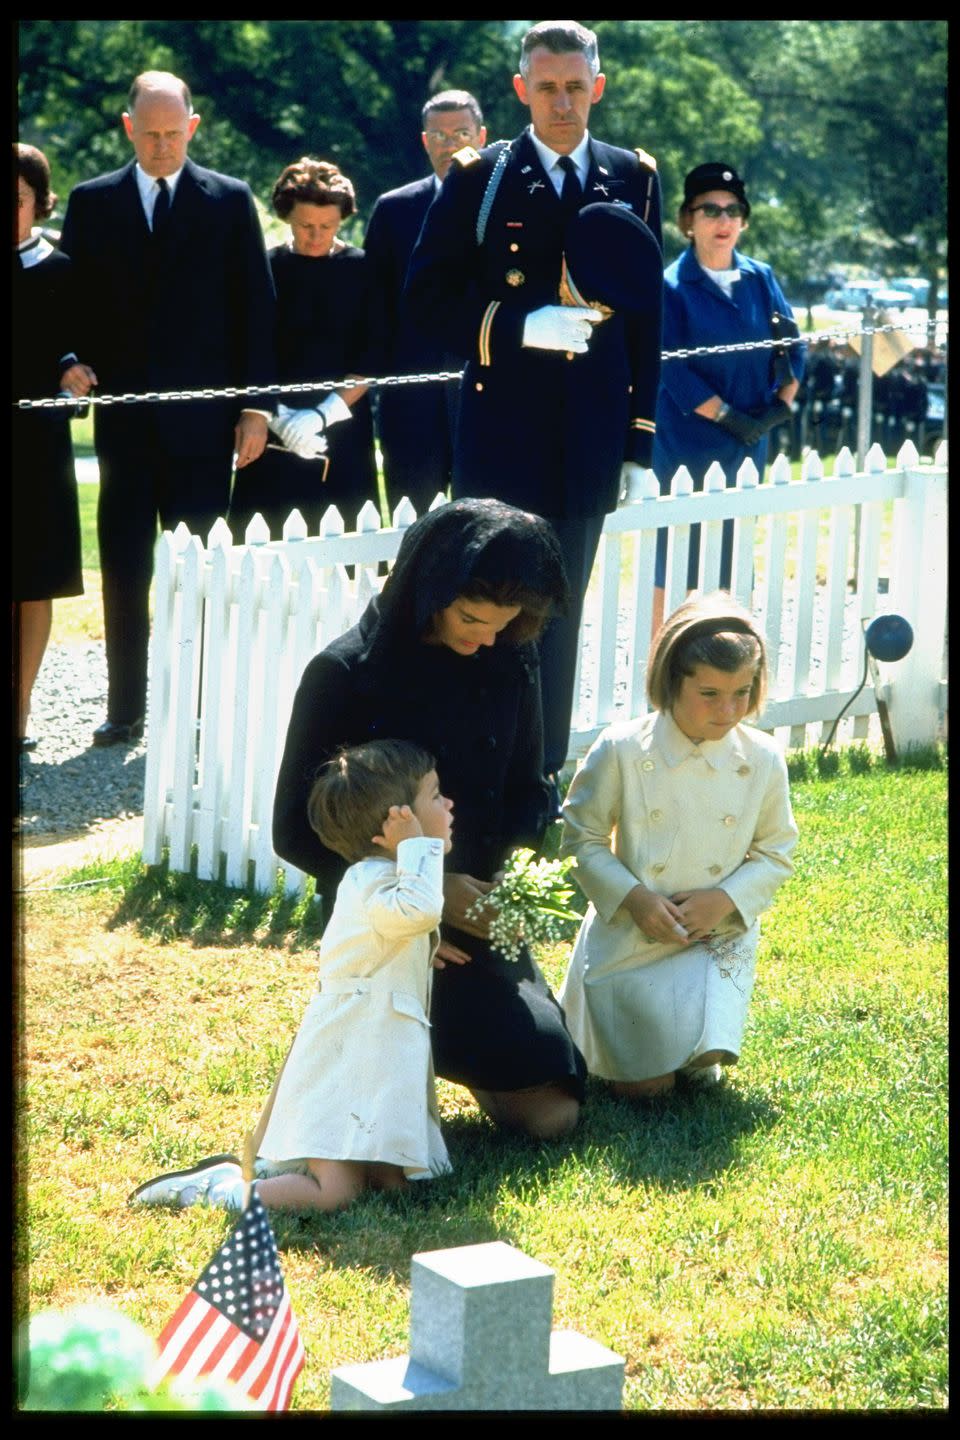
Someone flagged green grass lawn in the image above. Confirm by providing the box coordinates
[18,750,947,1410]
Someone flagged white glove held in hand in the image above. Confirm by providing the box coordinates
[619,461,652,504]
[269,404,328,461]
[522,303,602,353]
[316,392,352,428]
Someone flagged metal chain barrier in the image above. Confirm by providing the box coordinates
[13,318,947,412]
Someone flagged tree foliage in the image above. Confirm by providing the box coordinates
[18,19,946,297]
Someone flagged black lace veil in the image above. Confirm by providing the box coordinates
[357,499,570,667]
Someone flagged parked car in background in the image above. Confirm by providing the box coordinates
[890,276,931,308]
[824,279,915,311]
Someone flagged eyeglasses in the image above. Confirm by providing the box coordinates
[424,128,475,144]
[690,202,746,220]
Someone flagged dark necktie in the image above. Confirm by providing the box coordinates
[558,155,581,214]
[152,177,170,235]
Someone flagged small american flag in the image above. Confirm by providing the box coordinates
[149,1188,305,1410]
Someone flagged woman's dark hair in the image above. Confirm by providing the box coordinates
[369,500,569,666]
[307,738,436,864]
[272,157,356,220]
[16,143,56,220]
[647,592,767,716]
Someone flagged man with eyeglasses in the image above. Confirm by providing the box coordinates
[404,21,663,801]
[364,90,487,518]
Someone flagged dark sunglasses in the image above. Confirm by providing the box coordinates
[690,202,746,220]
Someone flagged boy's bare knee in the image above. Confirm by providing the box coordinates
[307,1158,366,1210]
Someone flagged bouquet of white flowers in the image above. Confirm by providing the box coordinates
[466,847,578,963]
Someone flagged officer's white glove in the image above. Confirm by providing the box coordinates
[315,392,352,429]
[268,404,328,461]
[619,461,654,504]
[522,304,602,354]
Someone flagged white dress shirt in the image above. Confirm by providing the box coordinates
[134,164,184,229]
[527,126,592,196]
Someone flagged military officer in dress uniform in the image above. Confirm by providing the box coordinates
[405,19,663,794]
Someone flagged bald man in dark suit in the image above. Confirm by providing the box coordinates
[363,90,485,518]
[60,70,276,745]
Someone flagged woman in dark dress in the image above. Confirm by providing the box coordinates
[273,498,587,1139]
[14,143,85,751]
[229,158,379,540]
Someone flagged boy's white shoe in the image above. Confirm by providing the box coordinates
[128,1156,244,1209]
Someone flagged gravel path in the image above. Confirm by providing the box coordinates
[17,641,147,840]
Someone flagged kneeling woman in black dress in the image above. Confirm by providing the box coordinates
[273,499,587,1139]
[229,157,379,540]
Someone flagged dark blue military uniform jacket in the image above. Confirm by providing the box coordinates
[405,129,662,520]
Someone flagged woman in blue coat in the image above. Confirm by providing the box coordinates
[653,163,804,609]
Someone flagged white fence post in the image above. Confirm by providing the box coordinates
[167,531,204,876]
[885,447,948,751]
[195,525,232,882]
[142,530,177,865]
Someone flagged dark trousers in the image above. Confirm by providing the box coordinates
[538,510,607,777]
[377,382,457,520]
[97,441,233,722]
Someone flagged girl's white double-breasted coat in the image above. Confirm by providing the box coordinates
[558,711,798,1080]
[255,836,451,1179]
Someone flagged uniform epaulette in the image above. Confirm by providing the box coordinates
[452,146,482,168]
[634,147,657,171]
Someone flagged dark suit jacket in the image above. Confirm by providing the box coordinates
[404,130,663,519]
[362,173,460,503]
[60,157,275,460]
[363,174,439,372]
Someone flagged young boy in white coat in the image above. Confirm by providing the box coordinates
[559,593,798,1097]
[130,739,455,1212]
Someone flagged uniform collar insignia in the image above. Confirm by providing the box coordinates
[521,165,532,174]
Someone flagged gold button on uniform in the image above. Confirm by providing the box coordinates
[505,268,525,287]
[709,864,722,875]
[642,759,655,770]
[723,815,736,827]
[509,242,520,252]
[652,863,665,875]
[737,764,751,776]
[650,809,663,821]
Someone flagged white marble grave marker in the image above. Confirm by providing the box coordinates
[330,1240,624,1411]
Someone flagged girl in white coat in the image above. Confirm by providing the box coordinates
[130,739,455,1212]
[559,593,797,1097]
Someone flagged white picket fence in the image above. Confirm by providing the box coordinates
[142,441,947,896]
